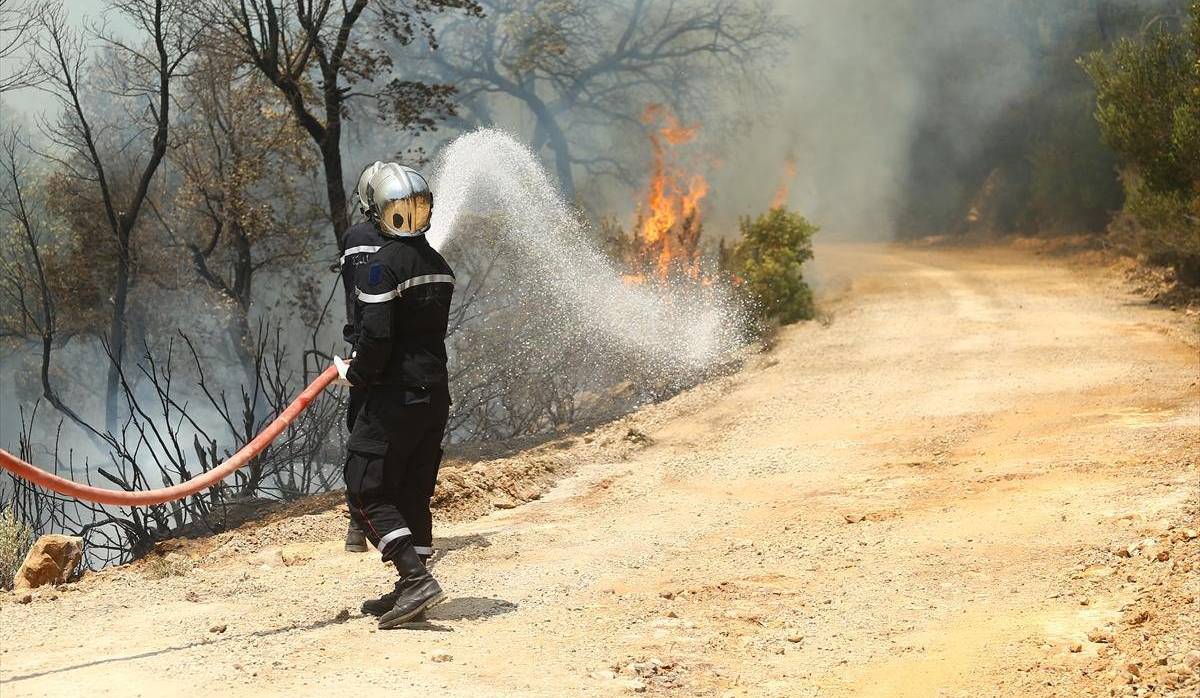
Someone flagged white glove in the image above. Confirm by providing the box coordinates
[333,355,353,387]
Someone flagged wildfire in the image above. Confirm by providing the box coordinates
[772,156,797,210]
[630,105,709,281]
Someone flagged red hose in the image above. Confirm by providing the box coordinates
[0,365,340,506]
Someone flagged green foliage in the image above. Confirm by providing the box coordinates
[1024,89,1125,232]
[730,208,817,325]
[1082,4,1200,283]
[0,507,34,590]
[1082,16,1198,192]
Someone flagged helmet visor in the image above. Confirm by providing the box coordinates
[379,193,432,235]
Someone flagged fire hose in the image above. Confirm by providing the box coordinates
[0,365,340,506]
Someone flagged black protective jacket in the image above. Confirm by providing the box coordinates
[340,221,388,347]
[346,234,455,388]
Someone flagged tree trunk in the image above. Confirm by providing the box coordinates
[528,103,576,202]
[225,298,256,390]
[105,239,131,434]
[230,222,256,382]
[323,137,350,250]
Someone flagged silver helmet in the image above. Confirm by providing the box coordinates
[356,161,385,218]
[369,163,433,237]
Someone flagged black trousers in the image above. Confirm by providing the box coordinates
[344,384,449,560]
[345,386,368,533]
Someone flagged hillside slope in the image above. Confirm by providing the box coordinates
[2,243,1197,697]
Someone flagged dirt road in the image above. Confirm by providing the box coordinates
[2,244,1197,697]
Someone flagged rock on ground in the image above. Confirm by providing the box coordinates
[13,534,83,590]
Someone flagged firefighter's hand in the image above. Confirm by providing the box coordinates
[333,355,353,387]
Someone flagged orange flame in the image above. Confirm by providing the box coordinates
[634,105,708,280]
[772,156,797,209]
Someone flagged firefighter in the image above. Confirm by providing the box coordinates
[334,163,454,628]
[340,161,389,554]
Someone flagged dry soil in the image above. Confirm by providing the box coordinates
[1,243,1197,697]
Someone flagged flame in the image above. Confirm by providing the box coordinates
[772,156,797,209]
[632,105,708,280]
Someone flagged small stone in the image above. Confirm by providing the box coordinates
[209,624,228,634]
[1077,565,1115,579]
[16,593,31,604]
[1088,629,1112,643]
[1113,546,1132,558]
[1154,549,1170,562]
[590,670,617,680]
[1123,610,1150,626]
[431,654,452,663]
[281,546,311,567]
[255,548,284,568]
[618,678,647,692]
[624,429,652,446]
[184,590,200,603]
[1123,662,1140,677]
[1184,651,1200,669]
[1179,528,1198,541]
[1069,642,1083,653]
[492,499,517,510]
[843,513,865,524]
[659,591,674,599]
[787,635,805,644]
[333,608,351,623]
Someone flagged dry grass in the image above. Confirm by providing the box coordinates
[0,507,34,590]
[140,552,194,580]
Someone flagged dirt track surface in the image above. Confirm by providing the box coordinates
[2,244,1198,697]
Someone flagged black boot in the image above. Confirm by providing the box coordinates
[345,521,368,553]
[377,541,444,629]
[360,552,432,617]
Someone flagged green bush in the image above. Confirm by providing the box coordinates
[729,207,817,324]
[0,507,34,590]
[1081,4,1200,284]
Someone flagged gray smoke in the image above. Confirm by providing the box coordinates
[700,0,1180,239]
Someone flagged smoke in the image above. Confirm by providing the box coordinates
[702,0,1180,239]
